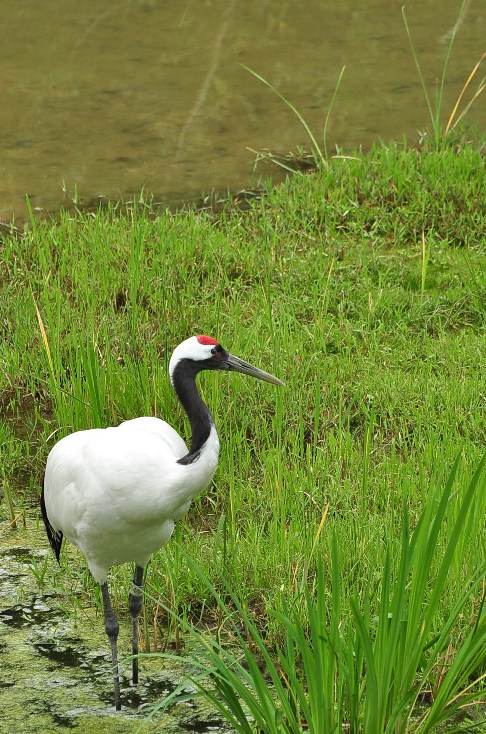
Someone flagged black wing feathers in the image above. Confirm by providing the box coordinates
[40,472,63,563]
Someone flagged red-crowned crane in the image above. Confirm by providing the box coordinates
[40,335,283,710]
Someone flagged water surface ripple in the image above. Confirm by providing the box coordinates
[1,0,485,221]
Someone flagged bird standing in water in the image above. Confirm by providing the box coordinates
[40,335,283,710]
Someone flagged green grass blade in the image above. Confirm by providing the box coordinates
[242,64,327,168]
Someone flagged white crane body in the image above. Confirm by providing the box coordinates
[40,335,283,710]
[44,417,220,582]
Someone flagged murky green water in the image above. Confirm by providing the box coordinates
[0,527,232,733]
[1,0,485,223]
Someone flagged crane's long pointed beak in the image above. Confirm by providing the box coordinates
[225,354,284,386]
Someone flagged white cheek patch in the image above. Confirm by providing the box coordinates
[169,336,217,384]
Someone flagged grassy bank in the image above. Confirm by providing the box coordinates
[1,138,485,727]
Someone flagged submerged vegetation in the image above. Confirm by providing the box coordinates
[1,133,485,730]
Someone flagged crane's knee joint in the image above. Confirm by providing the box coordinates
[129,583,143,616]
[104,611,119,639]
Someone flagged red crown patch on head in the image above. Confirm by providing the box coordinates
[196,335,219,346]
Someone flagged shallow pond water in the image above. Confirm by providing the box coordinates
[1,0,485,223]
[0,532,232,734]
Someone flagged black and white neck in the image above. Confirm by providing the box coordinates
[171,357,215,465]
[168,335,224,466]
[168,334,283,466]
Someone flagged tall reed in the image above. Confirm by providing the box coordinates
[402,1,485,146]
[151,455,486,734]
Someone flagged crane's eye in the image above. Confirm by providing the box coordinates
[211,347,218,354]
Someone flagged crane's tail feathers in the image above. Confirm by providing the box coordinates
[40,474,63,563]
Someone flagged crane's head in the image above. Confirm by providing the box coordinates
[169,335,284,387]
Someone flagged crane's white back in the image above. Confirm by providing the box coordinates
[44,416,220,582]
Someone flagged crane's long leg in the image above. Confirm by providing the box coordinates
[101,582,121,711]
[129,565,144,685]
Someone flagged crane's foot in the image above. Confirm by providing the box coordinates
[101,581,121,711]
[129,565,144,685]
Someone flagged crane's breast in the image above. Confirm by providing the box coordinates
[43,418,219,560]
[43,418,220,575]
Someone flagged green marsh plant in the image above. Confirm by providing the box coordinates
[29,553,50,589]
[402,2,486,147]
[153,455,486,734]
[244,64,346,169]
[246,1,484,167]
[0,423,25,528]
[1,467,16,528]
[33,292,109,434]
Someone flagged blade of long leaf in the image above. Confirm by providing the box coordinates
[445,51,486,133]
[242,65,327,167]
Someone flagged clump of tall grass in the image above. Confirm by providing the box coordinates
[0,424,20,528]
[402,2,485,148]
[0,418,33,530]
[152,455,486,734]
[243,64,346,169]
[246,0,485,169]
